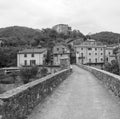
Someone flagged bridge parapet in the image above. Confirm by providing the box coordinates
[0,68,72,119]
[77,64,120,98]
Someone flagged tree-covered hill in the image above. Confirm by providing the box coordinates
[0,26,41,46]
[90,32,120,45]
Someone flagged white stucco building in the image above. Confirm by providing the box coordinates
[75,39,106,68]
[17,48,47,67]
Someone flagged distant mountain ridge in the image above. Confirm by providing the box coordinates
[90,31,120,45]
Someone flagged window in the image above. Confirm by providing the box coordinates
[30,60,36,66]
[89,53,91,55]
[62,48,65,53]
[81,53,83,56]
[24,60,27,66]
[31,53,34,57]
[77,52,79,54]
[95,48,97,51]
[24,54,27,57]
[81,48,83,50]
[43,54,46,57]
[95,53,97,55]
[101,53,103,55]
[101,48,103,51]
[88,48,92,50]
[95,58,97,63]
[57,48,59,51]
[109,52,111,55]
[89,59,91,63]
[106,57,108,61]
[101,58,103,61]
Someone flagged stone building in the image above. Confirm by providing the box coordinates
[53,44,70,67]
[17,48,47,67]
[52,24,71,34]
[105,46,116,63]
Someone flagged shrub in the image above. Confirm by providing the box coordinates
[10,71,18,83]
[20,66,38,84]
[104,60,119,75]
[41,67,48,77]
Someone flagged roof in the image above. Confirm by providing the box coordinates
[74,39,104,47]
[75,45,106,48]
[87,39,95,42]
[105,47,114,50]
[18,48,47,54]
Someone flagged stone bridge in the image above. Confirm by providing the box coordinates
[1,65,120,119]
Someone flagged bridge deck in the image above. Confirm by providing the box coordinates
[27,65,120,119]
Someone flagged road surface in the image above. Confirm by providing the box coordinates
[27,65,120,119]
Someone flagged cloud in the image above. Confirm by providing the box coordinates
[0,0,120,34]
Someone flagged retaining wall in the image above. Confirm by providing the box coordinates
[77,64,120,98]
[0,68,72,119]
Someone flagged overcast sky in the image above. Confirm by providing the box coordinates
[0,0,120,34]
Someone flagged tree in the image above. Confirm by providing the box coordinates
[10,71,18,83]
[111,60,119,75]
[104,60,119,75]
[41,67,48,77]
[20,66,38,84]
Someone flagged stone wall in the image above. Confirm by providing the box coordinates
[0,68,72,119]
[77,64,120,98]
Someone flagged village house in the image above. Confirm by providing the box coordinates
[53,44,70,67]
[105,46,116,63]
[75,39,106,69]
[17,48,47,67]
[66,38,84,46]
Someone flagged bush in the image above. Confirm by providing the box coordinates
[10,71,18,83]
[20,66,38,84]
[104,60,119,75]
[41,67,48,77]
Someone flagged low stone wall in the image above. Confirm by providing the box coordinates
[0,68,72,119]
[77,64,120,98]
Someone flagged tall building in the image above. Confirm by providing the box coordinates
[52,24,71,34]
[75,39,106,69]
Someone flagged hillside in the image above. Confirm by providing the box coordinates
[0,26,42,46]
[90,32,120,45]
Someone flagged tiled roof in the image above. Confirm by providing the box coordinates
[18,48,47,54]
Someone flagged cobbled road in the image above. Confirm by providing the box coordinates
[28,65,120,119]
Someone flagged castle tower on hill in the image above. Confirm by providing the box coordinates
[52,24,71,35]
